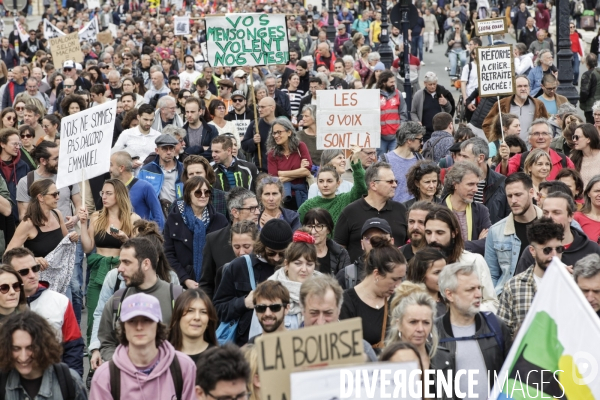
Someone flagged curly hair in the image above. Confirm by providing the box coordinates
[526,217,564,245]
[0,311,63,373]
[405,161,441,199]
[443,161,482,195]
[60,94,87,116]
[121,109,139,129]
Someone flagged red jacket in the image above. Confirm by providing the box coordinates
[495,148,575,180]
[315,52,337,72]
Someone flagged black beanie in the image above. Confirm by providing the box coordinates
[260,219,293,250]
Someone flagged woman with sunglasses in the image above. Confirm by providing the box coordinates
[302,208,350,276]
[78,178,140,343]
[18,125,37,170]
[298,147,365,224]
[0,265,26,322]
[164,176,228,289]
[570,123,600,188]
[208,99,239,143]
[168,288,218,363]
[7,179,78,269]
[0,107,17,129]
[12,95,29,126]
[37,114,60,145]
[256,176,301,231]
[403,161,441,210]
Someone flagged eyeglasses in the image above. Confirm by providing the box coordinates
[572,134,582,141]
[306,224,326,232]
[20,133,33,138]
[375,179,398,185]
[194,188,212,198]
[237,205,260,213]
[64,84,74,89]
[265,249,286,258]
[205,391,250,400]
[0,282,21,294]
[15,107,24,111]
[361,149,377,158]
[5,116,15,121]
[16,264,41,277]
[254,303,287,313]
[216,106,226,111]
[272,130,287,137]
[233,98,244,103]
[530,131,551,137]
[45,191,60,198]
[537,245,565,255]
[413,137,424,142]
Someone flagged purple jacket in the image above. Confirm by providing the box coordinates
[90,341,197,399]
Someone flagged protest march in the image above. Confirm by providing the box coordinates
[1,0,600,398]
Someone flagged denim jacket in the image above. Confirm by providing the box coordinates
[4,366,88,400]
[484,206,543,294]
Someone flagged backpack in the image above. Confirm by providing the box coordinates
[111,283,184,328]
[27,171,73,197]
[439,312,505,355]
[109,355,183,400]
[0,363,76,400]
[575,0,585,16]
[380,151,423,163]
[422,135,448,161]
[344,263,358,290]
[518,150,567,172]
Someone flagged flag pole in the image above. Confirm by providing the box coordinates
[250,71,261,169]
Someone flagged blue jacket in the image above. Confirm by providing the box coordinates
[0,47,19,69]
[138,155,184,199]
[182,122,219,161]
[337,11,354,24]
[527,66,545,97]
[1,79,26,109]
[127,177,165,230]
[485,206,543,295]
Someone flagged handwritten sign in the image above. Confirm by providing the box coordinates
[79,17,99,43]
[88,0,100,9]
[43,19,65,42]
[174,16,190,35]
[205,13,289,67]
[476,45,515,98]
[256,318,364,400]
[96,30,112,44]
[56,100,117,189]
[316,89,381,150]
[49,32,83,68]
[474,17,508,36]
[233,119,251,137]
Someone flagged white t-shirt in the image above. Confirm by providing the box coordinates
[111,126,161,162]
[179,70,202,91]
[460,61,479,104]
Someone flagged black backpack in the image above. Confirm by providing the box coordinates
[26,171,73,196]
[0,363,76,400]
[108,356,183,400]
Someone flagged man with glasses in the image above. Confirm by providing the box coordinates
[2,247,84,376]
[537,74,568,115]
[106,70,123,99]
[20,30,45,63]
[1,66,26,109]
[195,345,250,400]
[151,96,183,132]
[120,52,141,78]
[54,77,77,115]
[214,219,294,345]
[497,217,564,338]
[180,55,201,91]
[225,91,254,132]
[334,162,407,262]
[56,60,92,94]
[200,187,261,297]
[264,75,291,119]
[248,281,291,343]
[217,79,234,111]
[242,97,278,172]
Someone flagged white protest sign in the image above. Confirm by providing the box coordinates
[56,100,117,189]
[14,17,29,43]
[291,362,421,400]
[78,17,99,43]
[474,17,508,36]
[476,45,515,98]
[108,23,118,37]
[316,89,381,150]
[174,16,190,35]
[43,19,66,42]
[233,119,251,136]
[205,13,289,67]
[87,0,100,9]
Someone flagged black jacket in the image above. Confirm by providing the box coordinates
[198,225,236,299]
[514,227,600,275]
[435,84,456,118]
[163,203,229,284]
[336,256,365,290]
[435,311,512,392]
[441,193,491,256]
[241,118,272,172]
[0,47,19,68]
[182,122,219,161]
[212,158,258,192]
[325,239,352,275]
[213,254,276,346]
[470,96,504,129]
[272,89,292,119]
[484,168,510,225]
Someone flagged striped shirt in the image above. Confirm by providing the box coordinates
[474,180,486,203]
[282,88,305,116]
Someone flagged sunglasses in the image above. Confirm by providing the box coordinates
[64,84,74,89]
[232,98,244,103]
[45,191,60,198]
[572,135,581,141]
[265,249,285,258]
[538,245,565,255]
[20,133,33,138]
[15,107,23,111]
[254,303,287,313]
[63,68,72,72]
[17,264,41,277]
[194,188,212,198]
[5,116,15,121]
[0,282,21,294]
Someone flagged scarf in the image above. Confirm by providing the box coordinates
[445,196,473,240]
[0,150,21,184]
[268,267,323,316]
[179,201,210,281]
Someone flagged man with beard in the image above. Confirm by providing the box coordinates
[167,76,181,100]
[151,96,184,132]
[139,54,153,87]
[377,71,409,158]
[497,217,564,338]
[112,104,162,169]
[424,206,498,312]
[179,55,201,91]
[400,201,437,262]
[485,173,541,294]
[213,219,293,346]
[96,237,184,362]
[514,192,600,276]
[248,281,290,343]
[54,77,77,115]
[183,97,218,161]
[113,92,137,144]
[211,136,258,192]
[225,91,254,135]
[436,262,511,399]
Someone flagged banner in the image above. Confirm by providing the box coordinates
[256,318,364,400]
[490,258,600,399]
[174,16,190,35]
[205,13,289,67]
[87,0,100,9]
[78,17,99,43]
[316,89,381,150]
[476,45,515,98]
[43,19,66,42]
[232,119,251,137]
[49,32,83,68]
[14,17,29,43]
[56,100,117,189]
[475,17,508,36]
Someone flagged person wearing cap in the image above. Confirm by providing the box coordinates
[410,72,455,142]
[55,60,92,94]
[217,79,234,112]
[19,30,46,63]
[213,219,294,346]
[225,90,254,125]
[90,292,197,399]
[334,162,408,262]
[232,69,249,97]
[334,24,351,58]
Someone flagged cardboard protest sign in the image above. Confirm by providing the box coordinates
[108,23,118,37]
[56,100,117,189]
[291,362,422,400]
[174,16,190,35]
[96,30,112,44]
[316,89,381,150]
[476,45,515,98]
[205,13,289,67]
[256,318,364,400]
[79,17,99,43]
[474,17,508,36]
[49,32,83,67]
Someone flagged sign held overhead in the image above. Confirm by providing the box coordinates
[49,32,83,67]
[476,44,515,97]
[474,17,508,36]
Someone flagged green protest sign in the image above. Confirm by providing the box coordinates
[205,13,289,67]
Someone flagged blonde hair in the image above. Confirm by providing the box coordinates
[243,345,260,400]
[93,179,134,239]
[523,148,552,176]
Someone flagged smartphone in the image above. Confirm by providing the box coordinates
[110,226,119,234]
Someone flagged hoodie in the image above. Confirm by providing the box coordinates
[0,151,30,221]
[90,341,197,400]
[535,3,550,31]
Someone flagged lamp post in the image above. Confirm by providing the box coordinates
[555,0,579,104]
[379,0,393,68]
[401,1,412,110]
[326,0,336,43]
